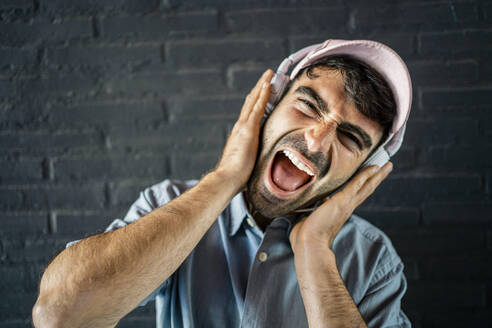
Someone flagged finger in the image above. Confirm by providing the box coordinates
[353,162,393,207]
[342,164,380,198]
[238,70,271,122]
[248,75,272,123]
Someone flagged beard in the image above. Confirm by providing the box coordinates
[245,131,344,219]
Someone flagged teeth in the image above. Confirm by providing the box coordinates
[282,150,315,176]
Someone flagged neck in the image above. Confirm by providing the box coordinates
[243,190,306,231]
[243,191,271,231]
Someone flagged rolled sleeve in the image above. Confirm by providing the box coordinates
[358,257,411,328]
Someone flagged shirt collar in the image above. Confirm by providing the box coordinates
[228,192,321,236]
[228,191,252,236]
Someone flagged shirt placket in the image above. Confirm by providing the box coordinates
[240,217,306,328]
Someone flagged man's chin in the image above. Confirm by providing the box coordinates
[245,179,306,219]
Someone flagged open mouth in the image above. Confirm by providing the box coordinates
[264,148,317,199]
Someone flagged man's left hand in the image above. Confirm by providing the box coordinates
[289,162,393,253]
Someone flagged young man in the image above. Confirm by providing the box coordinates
[33,40,412,328]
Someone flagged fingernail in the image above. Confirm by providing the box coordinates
[262,81,269,89]
[386,162,393,172]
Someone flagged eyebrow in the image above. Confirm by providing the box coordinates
[294,86,373,149]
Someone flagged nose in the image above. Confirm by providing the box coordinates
[304,119,338,153]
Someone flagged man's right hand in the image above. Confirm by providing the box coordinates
[215,69,274,191]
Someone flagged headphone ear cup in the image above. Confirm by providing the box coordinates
[362,147,390,169]
[266,73,290,114]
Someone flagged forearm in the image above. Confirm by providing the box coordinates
[33,170,239,328]
[294,246,367,328]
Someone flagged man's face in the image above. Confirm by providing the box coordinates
[246,67,384,218]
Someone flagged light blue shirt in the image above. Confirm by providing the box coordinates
[74,178,411,327]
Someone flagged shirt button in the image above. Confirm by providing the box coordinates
[258,252,268,262]
[246,217,255,227]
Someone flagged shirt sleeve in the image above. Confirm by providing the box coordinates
[358,255,412,328]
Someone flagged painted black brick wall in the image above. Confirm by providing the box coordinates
[1,0,491,327]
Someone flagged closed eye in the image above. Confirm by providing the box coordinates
[297,98,321,118]
[338,130,363,150]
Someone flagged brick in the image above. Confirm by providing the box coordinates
[0,101,46,130]
[0,79,15,98]
[0,213,48,235]
[0,131,104,154]
[20,183,106,210]
[421,88,492,109]
[168,97,243,121]
[41,0,160,15]
[0,189,23,210]
[103,70,225,98]
[423,310,492,328]
[47,103,166,129]
[47,45,162,72]
[2,238,52,263]
[227,64,270,91]
[171,152,219,179]
[102,11,218,40]
[0,320,33,328]
[405,118,478,145]
[0,292,37,320]
[385,227,485,256]
[56,211,120,235]
[107,121,225,153]
[355,207,420,227]
[0,0,32,9]
[0,48,37,70]
[164,0,289,8]
[108,179,159,207]
[166,39,285,68]
[0,264,37,291]
[0,19,92,47]
[485,3,492,21]
[354,2,478,29]
[421,146,492,170]
[483,119,492,138]
[390,147,416,170]
[0,0,35,24]
[482,59,492,83]
[420,30,492,56]
[54,155,169,182]
[405,283,485,309]
[408,60,478,86]
[225,8,346,34]
[0,159,43,183]
[367,174,482,206]
[20,75,98,98]
[419,256,492,280]
[423,203,492,225]
[402,258,419,281]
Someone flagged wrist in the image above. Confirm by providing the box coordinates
[207,169,244,197]
[293,242,336,270]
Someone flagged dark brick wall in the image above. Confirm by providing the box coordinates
[0,0,491,327]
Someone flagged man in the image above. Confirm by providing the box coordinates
[33,39,412,328]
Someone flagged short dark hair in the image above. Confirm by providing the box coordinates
[285,55,396,145]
